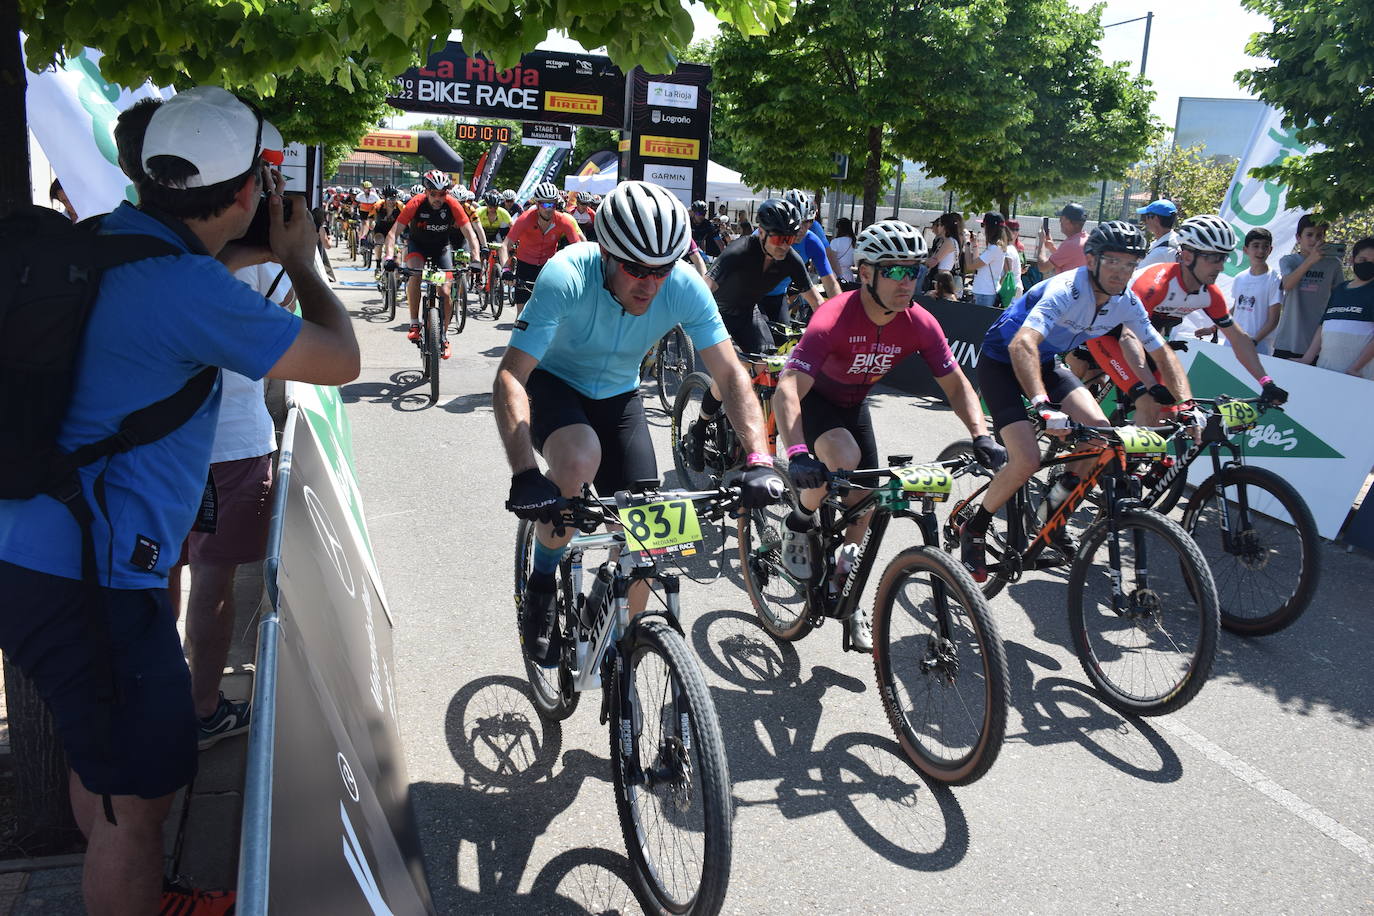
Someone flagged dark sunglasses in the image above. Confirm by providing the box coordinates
[538,201,557,209]
[767,233,800,245]
[875,264,921,281]
[615,256,674,280]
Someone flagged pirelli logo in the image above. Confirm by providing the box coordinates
[618,138,631,152]
[359,130,420,153]
[640,136,700,160]
[544,91,603,115]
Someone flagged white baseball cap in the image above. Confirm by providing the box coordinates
[141,86,284,188]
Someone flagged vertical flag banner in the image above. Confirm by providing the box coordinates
[469,150,489,191]
[538,147,571,186]
[515,146,558,204]
[1217,107,1318,296]
[23,40,173,218]
[472,142,509,196]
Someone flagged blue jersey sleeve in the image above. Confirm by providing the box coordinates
[508,254,576,361]
[1122,295,1167,350]
[802,233,833,277]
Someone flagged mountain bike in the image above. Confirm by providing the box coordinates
[670,322,806,489]
[343,219,359,261]
[402,260,448,404]
[374,261,399,322]
[513,483,740,915]
[941,421,1221,716]
[738,455,1009,785]
[1081,395,1319,636]
[448,250,470,335]
[639,326,696,415]
[479,247,507,320]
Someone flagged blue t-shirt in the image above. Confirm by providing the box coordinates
[808,219,828,248]
[0,203,302,587]
[767,231,832,296]
[509,242,730,399]
[982,267,1165,364]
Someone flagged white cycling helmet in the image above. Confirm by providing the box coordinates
[456,187,474,202]
[783,188,815,217]
[410,183,425,197]
[597,180,691,267]
[854,220,928,263]
[422,169,451,191]
[532,181,561,203]
[1175,215,1237,254]
[501,188,517,202]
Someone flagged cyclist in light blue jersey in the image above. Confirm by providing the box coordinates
[494,181,784,667]
[958,221,1197,581]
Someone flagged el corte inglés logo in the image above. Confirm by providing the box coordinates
[640,136,700,160]
[544,91,603,115]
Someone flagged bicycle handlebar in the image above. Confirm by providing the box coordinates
[510,484,744,536]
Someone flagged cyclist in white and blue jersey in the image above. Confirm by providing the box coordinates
[494,181,784,666]
[958,221,1197,581]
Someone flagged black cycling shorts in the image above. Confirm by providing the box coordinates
[404,242,452,271]
[514,259,543,306]
[977,356,1083,432]
[720,307,775,356]
[527,369,657,495]
[801,394,879,481]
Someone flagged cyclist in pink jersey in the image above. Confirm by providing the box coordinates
[772,220,1005,651]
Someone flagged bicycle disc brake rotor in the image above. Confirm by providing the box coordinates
[1125,587,1163,628]
[921,636,961,686]
[1230,528,1270,568]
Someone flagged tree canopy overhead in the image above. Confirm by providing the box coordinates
[1238,0,1374,218]
[914,0,1156,216]
[19,0,791,94]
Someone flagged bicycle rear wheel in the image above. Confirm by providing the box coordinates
[451,275,468,334]
[513,520,579,721]
[1067,507,1219,715]
[872,546,1009,785]
[491,272,506,321]
[1181,466,1320,636]
[611,617,731,916]
[425,304,441,403]
[736,466,813,641]
[655,326,696,416]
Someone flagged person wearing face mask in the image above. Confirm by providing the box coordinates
[1299,237,1374,379]
[770,220,1003,652]
[493,182,784,668]
[1085,215,1288,426]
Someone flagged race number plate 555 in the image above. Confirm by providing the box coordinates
[618,499,703,553]
[894,465,952,501]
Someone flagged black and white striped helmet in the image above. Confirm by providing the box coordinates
[1084,220,1148,257]
[597,181,691,266]
[855,220,927,263]
[1176,215,1237,254]
[532,182,561,202]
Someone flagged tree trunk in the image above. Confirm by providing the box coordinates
[860,124,883,227]
[3,657,81,855]
[2,12,33,217]
[997,195,1012,219]
[0,21,82,855]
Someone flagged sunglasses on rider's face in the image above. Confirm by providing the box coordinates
[875,263,921,281]
[767,233,799,246]
[1192,250,1228,264]
[538,201,556,209]
[615,256,674,280]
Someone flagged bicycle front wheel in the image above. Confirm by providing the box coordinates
[655,326,696,416]
[451,276,468,334]
[611,618,732,916]
[736,466,813,641]
[1067,508,1219,715]
[872,546,1008,785]
[1182,466,1320,636]
[385,271,397,322]
[425,305,442,403]
[513,519,579,721]
[671,372,725,490]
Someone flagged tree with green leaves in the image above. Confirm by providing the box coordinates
[707,0,1015,225]
[1125,135,1235,221]
[1238,0,1374,218]
[914,0,1155,217]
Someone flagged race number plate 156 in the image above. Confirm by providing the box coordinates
[618,499,703,553]
[1119,425,1169,456]
[894,465,953,501]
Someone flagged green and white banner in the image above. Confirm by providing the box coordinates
[1175,341,1374,539]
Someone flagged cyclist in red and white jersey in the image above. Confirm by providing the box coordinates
[772,220,1004,652]
[1086,215,1288,423]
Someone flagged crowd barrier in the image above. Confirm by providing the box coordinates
[237,386,434,914]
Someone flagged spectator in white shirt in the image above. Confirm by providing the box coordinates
[1136,199,1180,268]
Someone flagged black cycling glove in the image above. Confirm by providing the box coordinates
[383,258,398,272]
[506,469,563,522]
[1147,383,1176,406]
[738,464,786,509]
[786,451,828,490]
[1261,380,1288,405]
[971,434,1007,470]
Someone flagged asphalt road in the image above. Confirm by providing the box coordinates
[329,258,1374,915]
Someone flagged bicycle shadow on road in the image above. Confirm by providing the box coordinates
[441,391,494,416]
[691,609,969,871]
[341,373,433,412]
[994,581,1184,783]
[412,674,638,915]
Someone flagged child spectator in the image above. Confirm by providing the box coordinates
[1274,214,1343,359]
[1221,228,1282,354]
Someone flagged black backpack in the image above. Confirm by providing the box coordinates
[0,204,219,566]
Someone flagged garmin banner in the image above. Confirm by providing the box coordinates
[621,64,712,206]
[883,297,1001,400]
[238,410,432,914]
[388,44,626,129]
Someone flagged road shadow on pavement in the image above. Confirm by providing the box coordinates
[341,373,432,412]
[692,609,969,871]
[412,674,639,915]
